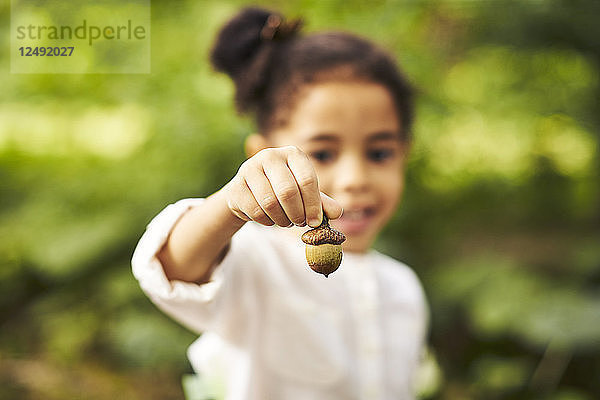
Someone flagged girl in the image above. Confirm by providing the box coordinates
[132,7,428,400]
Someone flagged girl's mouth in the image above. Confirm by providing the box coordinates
[332,207,376,235]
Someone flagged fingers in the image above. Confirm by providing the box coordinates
[263,158,306,226]
[226,176,275,226]
[320,192,343,221]
[286,149,323,227]
[243,162,293,227]
[227,146,327,228]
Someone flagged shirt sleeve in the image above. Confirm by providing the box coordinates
[131,198,252,342]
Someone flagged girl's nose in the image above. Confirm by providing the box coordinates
[334,153,370,193]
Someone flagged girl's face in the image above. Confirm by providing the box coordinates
[268,81,407,252]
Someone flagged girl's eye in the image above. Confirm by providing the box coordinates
[310,150,335,163]
[367,148,395,162]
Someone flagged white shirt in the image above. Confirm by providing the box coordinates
[132,198,428,400]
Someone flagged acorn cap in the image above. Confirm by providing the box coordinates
[301,215,346,246]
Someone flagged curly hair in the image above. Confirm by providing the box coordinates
[211,7,415,140]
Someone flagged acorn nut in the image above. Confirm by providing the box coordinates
[301,214,346,277]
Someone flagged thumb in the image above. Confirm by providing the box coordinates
[320,192,343,221]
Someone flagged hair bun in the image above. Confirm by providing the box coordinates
[210,7,274,79]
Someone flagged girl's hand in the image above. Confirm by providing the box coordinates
[223,146,342,228]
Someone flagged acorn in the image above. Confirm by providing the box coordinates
[301,214,346,277]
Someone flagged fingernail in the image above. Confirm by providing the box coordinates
[309,216,321,227]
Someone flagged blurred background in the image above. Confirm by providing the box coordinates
[1,0,599,399]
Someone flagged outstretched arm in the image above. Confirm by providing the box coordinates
[157,146,342,283]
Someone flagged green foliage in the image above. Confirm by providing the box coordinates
[432,255,600,350]
[1,0,599,399]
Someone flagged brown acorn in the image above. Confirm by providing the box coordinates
[301,214,346,277]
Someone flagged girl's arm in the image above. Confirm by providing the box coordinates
[157,146,342,284]
[157,189,245,283]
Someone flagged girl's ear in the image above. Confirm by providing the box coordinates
[244,134,269,158]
